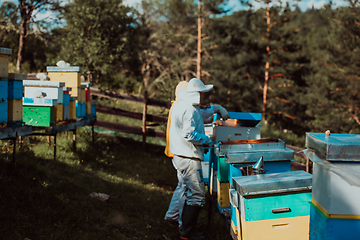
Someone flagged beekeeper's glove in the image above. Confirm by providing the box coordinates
[212,105,229,120]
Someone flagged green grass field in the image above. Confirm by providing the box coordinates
[0,128,231,240]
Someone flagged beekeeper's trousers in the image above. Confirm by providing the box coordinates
[164,160,186,226]
[172,155,205,207]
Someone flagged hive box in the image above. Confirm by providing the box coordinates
[229,189,239,235]
[8,99,22,123]
[309,203,360,240]
[212,125,260,142]
[233,171,312,240]
[217,178,230,211]
[69,97,77,120]
[311,161,360,216]
[305,133,360,216]
[8,73,26,100]
[0,101,8,125]
[23,101,63,127]
[24,86,64,104]
[0,48,12,78]
[0,79,8,102]
[47,66,81,97]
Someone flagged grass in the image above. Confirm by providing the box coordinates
[0,129,231,240]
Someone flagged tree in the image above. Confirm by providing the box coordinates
[16,0,59,72]
[57,0,137,88]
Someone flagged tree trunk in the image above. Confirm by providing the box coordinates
[197,0,201,79]
[263,5,271,121]
[16,0,32,73]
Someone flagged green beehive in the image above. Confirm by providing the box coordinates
[23,106,56,127]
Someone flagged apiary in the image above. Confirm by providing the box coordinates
[305,132,360,240]
[47,66,82,97]
[233,171,312,240]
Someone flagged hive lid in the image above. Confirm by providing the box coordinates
[224,148,294,163]
[233,171,312,197]
[216,138,287,156]
[46,66,81,73]
[0,47,12,55]
[23,80,65,87]
[306,132,360,162]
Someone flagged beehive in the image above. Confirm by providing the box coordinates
[22,102,62,127]
[233,171,312,240]
[47,66,81,97]
[8,99,22,123]
[69,97,77,120]
[23,80,65,104]
[8,73,26,100]
[0,48,12,78]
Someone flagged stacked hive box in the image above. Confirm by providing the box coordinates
[8,73,26,126]
[217,138,294,235]
[23,80,64,126]
[210,112,262,212]
[47,66,87,119]
[0,47,12,127]
[233,171,312,240]
[305,133,360,240]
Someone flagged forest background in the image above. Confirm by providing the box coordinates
[1,0,360,138]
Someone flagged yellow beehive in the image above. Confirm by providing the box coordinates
[217,179,230,207]
[47,71,81,96]
[54,104,63,125]
[8,99,22,121]
[0,56,9,78]
[236,209,310,240]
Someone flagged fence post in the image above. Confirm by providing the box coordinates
[142,91,148,149]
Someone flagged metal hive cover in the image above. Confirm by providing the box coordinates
[233,171,312,197]
[306,132,360,162]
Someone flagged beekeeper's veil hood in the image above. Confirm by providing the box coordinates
[178,78,213,105]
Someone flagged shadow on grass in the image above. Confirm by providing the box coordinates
[0,131,231,240]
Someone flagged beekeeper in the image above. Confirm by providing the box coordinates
[164,81,229,231]
[168,78,228,240]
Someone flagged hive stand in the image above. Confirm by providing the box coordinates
[31,116,96,160]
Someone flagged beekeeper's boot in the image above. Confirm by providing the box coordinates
[180,203,205,240]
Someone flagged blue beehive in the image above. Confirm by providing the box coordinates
[8,73,26,100]
[0,101,8,124]
[0,80,8,102]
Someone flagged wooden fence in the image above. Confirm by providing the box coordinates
[90,88,169,148]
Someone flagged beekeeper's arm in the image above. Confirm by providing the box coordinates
[200,105,230,123]
[182,109,211,145]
